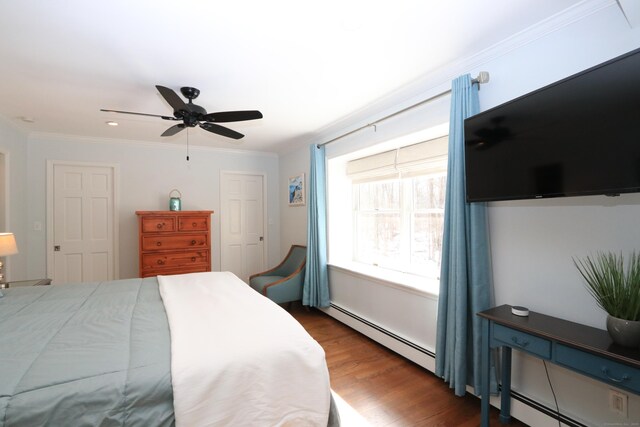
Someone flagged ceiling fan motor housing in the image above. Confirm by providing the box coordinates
[179,86,207,123]
[180,87,200,100]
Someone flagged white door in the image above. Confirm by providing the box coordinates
[48,162,117,284]
[220,172,265,282]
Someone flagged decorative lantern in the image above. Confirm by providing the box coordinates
[169,189,182,211]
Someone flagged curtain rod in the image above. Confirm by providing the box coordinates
[318,72,490,148]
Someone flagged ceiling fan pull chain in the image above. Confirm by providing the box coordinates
[186,129,190,161]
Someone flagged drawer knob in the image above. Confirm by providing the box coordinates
[192,222,197,227]
[191,240,196,245]
[191,257,196,262]
[601,367,630,383]
[156,242,162,246]
[157,223,164,229]
[157,260,165,265]
[511,336,529,348]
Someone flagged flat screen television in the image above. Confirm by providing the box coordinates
[464,47,640,202]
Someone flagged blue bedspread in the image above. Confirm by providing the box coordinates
[0,278,174,426]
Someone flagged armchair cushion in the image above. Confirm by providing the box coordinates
[250,276,285,294]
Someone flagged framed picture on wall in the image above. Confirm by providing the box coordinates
[288,173,305,206]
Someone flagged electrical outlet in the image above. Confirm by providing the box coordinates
[609,389,628,418]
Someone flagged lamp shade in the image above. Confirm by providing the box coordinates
[0,233,18,257]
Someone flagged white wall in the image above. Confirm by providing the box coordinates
[24,134,281,280]
[279,2,640,426]
[0,116,28,281]
[278,146,309,257]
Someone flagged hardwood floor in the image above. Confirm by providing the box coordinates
[290,304,527,427]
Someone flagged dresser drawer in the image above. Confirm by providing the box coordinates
[142,250,209,271]
[556,344,640,393]
[493,324,551,359]
[141,233,208,251]
[178,216,209,231]
[141,216,176,233]
[141,265,209,278]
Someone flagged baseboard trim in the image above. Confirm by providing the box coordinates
[324,303,587,427]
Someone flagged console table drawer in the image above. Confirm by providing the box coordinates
[556,344,640,393]
[493,324,551,359]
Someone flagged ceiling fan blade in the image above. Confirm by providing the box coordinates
[100,109,177,120]
[200,122,244,139]
[156,85,190,112]
[203,110,263,123]
[161,124,186,137]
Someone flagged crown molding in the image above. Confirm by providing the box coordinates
[27,131,278,158]
[447,0,616,73]
[309,0,617,148]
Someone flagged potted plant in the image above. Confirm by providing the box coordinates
[574,251,640,348]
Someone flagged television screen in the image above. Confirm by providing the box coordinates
[464,47,640,202]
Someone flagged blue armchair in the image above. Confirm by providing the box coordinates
[249,245,306,305]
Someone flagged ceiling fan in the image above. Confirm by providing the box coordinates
[100,85,263,140]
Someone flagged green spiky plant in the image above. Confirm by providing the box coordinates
[574,251,640,322]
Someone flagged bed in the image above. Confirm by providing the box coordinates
[0,272,339,426]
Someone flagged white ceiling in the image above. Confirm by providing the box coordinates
[0,0,586,153]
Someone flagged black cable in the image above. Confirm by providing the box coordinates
[543,360,561,427]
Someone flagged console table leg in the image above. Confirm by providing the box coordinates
[480,318,490,427]
[500,346,512,424]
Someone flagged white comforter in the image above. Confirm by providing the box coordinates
[158,271,330,427]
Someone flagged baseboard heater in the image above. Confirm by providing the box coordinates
[329,303,436,359]
[329,303,586,427]
[507,388,587,427]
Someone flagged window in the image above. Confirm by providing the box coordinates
[347,136,447,280]
[353,170,446,278]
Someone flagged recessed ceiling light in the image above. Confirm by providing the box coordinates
[106,121,118,126]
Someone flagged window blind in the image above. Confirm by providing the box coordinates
[346,135,448,182]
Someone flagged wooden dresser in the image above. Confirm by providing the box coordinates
[136,210,214,278]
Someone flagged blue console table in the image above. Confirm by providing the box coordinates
[478,305,640,426]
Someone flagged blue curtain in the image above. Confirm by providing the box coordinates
[435,74,494,396]
[303,144,330,308]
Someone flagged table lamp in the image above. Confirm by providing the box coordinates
[0,232,19,284]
